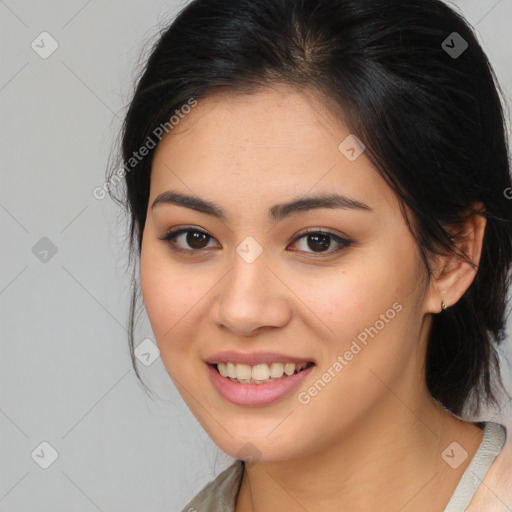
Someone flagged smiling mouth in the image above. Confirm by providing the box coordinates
[211,361,315,384]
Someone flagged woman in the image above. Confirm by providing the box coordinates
[107,0,512,510]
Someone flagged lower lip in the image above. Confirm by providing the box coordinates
[207,363,315,407]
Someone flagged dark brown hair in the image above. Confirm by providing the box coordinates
[108,0,512,416]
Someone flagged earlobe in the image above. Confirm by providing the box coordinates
[426,202,486,314]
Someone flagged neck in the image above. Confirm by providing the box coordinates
[235,389,484,512]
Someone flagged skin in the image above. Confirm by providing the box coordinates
[140,84,487,511]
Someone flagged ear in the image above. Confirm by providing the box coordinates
[425,202,487,314]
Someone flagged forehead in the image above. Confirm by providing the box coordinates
[150,85,399,217]
[156,85,345,155]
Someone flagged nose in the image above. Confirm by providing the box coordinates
[209,251,292,337]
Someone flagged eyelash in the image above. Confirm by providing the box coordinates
[158,226,353,258]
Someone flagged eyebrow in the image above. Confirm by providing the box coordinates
[151,190,373,221]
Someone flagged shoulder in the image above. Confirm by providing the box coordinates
[467,423,512,512]
[180,460,244,512]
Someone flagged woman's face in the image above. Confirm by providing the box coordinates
[140,85,438,462]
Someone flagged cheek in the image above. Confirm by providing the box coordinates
[311,238,422,360]
[303,262,405,339]
[139,238,216,366]
[140,239,191,344]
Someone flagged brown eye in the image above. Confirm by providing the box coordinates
[289,229,352,257]
[159,227,219,254]
[186,230,210,249]
[159,226,352,258]
[305,233,331,252]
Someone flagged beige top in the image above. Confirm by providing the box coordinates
[181,422,510,511]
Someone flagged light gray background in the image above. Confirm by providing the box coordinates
[1,1,511,511]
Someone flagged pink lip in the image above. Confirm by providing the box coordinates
[207,362,315,407]
[204,351,315,366]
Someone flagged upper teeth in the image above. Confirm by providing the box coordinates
[217,362,310,381]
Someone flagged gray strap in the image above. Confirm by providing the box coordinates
[443,421,506,512]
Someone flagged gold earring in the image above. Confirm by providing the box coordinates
[441,300,447,311]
